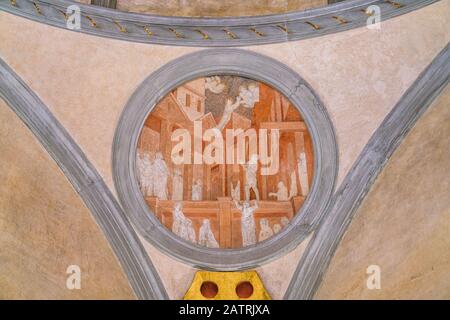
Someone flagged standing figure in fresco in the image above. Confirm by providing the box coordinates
[185,219,197,243]
[172,202,196,244]
[258,218,274,242]
[235,200,258,247]
[216,96,242,130]
[288,171,298,199]
[191,179,203,201]
[172,168,184,201]
[297,152,310,196]
[199,219,219,248]
[230,181,241,201]
[269,181,289,201]
[153,152,169,200]
[172,202,185,238]
[141,152,154,197]
[242,154,260,201]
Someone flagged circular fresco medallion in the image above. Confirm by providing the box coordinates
[135,75,314,249]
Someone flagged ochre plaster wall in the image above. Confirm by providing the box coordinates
[316,87,450,299]
[0,100,135,299]
[256,233,312,299]
[0,0,448,298]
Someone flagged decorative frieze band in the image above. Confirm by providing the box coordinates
[0,0,439,46]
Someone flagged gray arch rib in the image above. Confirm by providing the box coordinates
[284,44,450,300]
[0,58,169,300]
[0,0,439,47]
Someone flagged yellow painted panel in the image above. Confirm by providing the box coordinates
[184,271,271,300]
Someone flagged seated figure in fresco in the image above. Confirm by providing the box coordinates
[191,179,203,201]
[199,219,219,248]
[243,154,260,201]
[153,152,169,200]
[269,181,289,201]
[235,200,258,247]
[258,218,274,242]
[172,202,196,244]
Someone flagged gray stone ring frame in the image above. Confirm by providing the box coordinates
[112,49,338,270]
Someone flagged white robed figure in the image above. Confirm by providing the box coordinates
[235,200,258,247]
[153,152,168,200]
[205,76,225,94]
[185,219,197,243]
[140,152,154,197]
[172,202,196,244]
[297,152,310,196]
[242,154,260,201]
[258,218,274,242]
[172,202,185,237]
[199,219,219,248]
[288,171,298,199]
[172,168,184,201]
[238,83,259,109]
[216,96,242,130]
[269,181,289,201]
[215,84,258,131]
[191,179,203,201]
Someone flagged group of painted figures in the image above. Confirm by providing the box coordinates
[136,148,307,247]
[136,149,203,201]
[172,202,219,248]
[136,150,170,200]
[136,150,309,203]
[234,200,290,247]
[170,201,290,248]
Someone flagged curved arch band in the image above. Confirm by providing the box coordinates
[284,44,450,300]
[0,0,439,47]
[0,59,169,300]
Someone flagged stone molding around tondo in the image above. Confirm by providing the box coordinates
[112,49,338,270]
